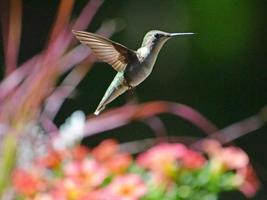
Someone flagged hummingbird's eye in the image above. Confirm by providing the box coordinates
[154,33,160,39]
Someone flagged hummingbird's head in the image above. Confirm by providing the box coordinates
[141,30,194,48]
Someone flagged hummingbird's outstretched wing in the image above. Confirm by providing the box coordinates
[72,30,136,72]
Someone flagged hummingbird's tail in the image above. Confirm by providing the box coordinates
[94,73,128,115]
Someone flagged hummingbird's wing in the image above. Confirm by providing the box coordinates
[72,30,136,72]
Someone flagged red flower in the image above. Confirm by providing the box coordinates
[12,168,43,196]
[72,145,90,161]
[238,164,260,198]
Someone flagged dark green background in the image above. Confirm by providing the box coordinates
[1,0,267,199]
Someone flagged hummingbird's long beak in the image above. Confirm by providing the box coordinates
[169,32,195,37]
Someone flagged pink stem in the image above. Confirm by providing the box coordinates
[2,0,22,75]
[83,101,218,137]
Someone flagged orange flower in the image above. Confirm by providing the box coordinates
[92,139,119,162]
[92,139,132,174]
[105,153,132,174]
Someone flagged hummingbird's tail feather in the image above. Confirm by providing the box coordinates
[94,73,128,115]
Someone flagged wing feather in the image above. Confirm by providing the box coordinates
[72,30,136,72]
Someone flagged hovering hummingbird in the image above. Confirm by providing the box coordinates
[72,30,194,115]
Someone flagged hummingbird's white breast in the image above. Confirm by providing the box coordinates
[124,36,169,87]
[124,46,157,87]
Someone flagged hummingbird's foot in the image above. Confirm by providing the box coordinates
[123,79,133,90]
[128,86,135,95]
[128,84,134,90]
[123,79,135,94]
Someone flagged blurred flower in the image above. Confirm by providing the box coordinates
[11,139,259,199]
[12,168,43,196]
[106,174,147,200]
[17,124,48,168]
[201,139,222,156]
[80,189,117,200]
[53,178,83,200]
[220,146,249,170]
[71,145,90,161]
[63,158,108,188]
[181,149,206,170]
[105,153,132,174]
[201,139,260,197]
[137,143,186,176]
[92,139,119,162]
[34,193,54,200]
[238,164,260,198]
[36,150,62,168]
[202,139,249,170]
[91,139,132,174]
[53,111,86,150]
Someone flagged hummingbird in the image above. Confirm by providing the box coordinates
[72,30,194,115]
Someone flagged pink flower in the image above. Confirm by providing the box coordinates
[63,161,80,177]
[63,158,107,188]
[202,140,249,170]
[106,174,147,200]
[219,146,249,170]
[51,178,83,200]
[201,139,222,156]
[181,149,206,170]
[137,143,187,175]
[80,189,118,200]
[34,193,54,200]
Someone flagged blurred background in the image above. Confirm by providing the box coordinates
[0,0,267,199]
